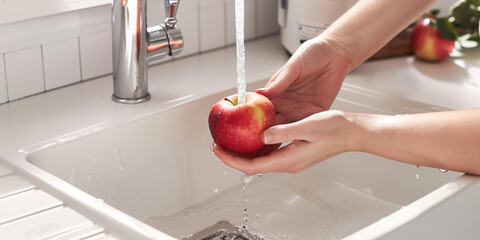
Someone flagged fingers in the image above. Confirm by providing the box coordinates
[213,145,259,175]
[213,143,307,175]
[262,119,311,145]
[273,113,288,125]
[214,139,329,175]
[256,61,300,100]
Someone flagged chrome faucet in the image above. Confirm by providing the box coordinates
[111,0,183,104]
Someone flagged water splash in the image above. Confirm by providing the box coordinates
[145,172,399,240]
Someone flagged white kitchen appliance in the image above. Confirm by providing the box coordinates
[278,0,357,54]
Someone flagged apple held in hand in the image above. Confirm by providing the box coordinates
[411,17,456,61]
[209,92,276,155]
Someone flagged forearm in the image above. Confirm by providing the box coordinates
[319,0,436,69]
[348,109,480,175]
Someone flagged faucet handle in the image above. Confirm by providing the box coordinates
[164,0,180,29]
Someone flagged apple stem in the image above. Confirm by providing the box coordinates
[224,97,236,106]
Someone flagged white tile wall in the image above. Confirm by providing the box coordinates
[200,0,227,52]
[176,1,200,56]
[4,46,45,101]
[0,0,280,104]
[0,55,7,104]
[0,11,80,54]
[78,5,111,36]
[256,0,279,37]
[226,0,257,45]
[79,31,113,80]
[43,38,82,90]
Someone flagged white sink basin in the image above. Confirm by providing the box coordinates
[26,80,465,239]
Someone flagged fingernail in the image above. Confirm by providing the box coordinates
[256,87,267,93]
[263,131,273,144]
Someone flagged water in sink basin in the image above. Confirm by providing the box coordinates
[26,83,462,239]
[145,169,401,239]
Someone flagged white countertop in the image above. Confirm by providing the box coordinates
[0,35,480,239]
[349,49,480,110]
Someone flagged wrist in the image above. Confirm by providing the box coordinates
[311,36,355,72]
[343,112,382,153]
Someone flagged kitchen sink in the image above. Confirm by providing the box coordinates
[26,80,463,239]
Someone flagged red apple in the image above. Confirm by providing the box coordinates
[209,92,276,155]
[411,18,456,61]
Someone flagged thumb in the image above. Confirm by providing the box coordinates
[262,121,307,145]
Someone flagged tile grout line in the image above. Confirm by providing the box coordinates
[77,37,84,82]
[40,45,47,92]
[1,53,9,103]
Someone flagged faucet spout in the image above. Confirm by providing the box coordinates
[111,0,183,104]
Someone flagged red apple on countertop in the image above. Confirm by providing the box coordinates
[411,17,456,61]
[209,92,276,155]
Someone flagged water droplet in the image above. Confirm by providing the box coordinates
[69,169,78,185]
[439,169,448,173]
[114,148,126,170]
[118,160,126,170]
[113,186,119,196]
[92,156,97,164]
[416,174,420,179]
[88,173,93,182]
[241,174,255,184]
[256,173,264,177]
[213,187,218,193]
[96,198,104,205]
[224,168,228,175]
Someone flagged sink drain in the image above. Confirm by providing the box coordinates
[183,221,261,240]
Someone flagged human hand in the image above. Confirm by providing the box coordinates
[257,38,353,125]
[213,110,359,175]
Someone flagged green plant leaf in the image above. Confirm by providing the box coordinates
[448,0,480,43]
[437,17,458,41]
[451,0,479,28]
[467,0,480,7]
